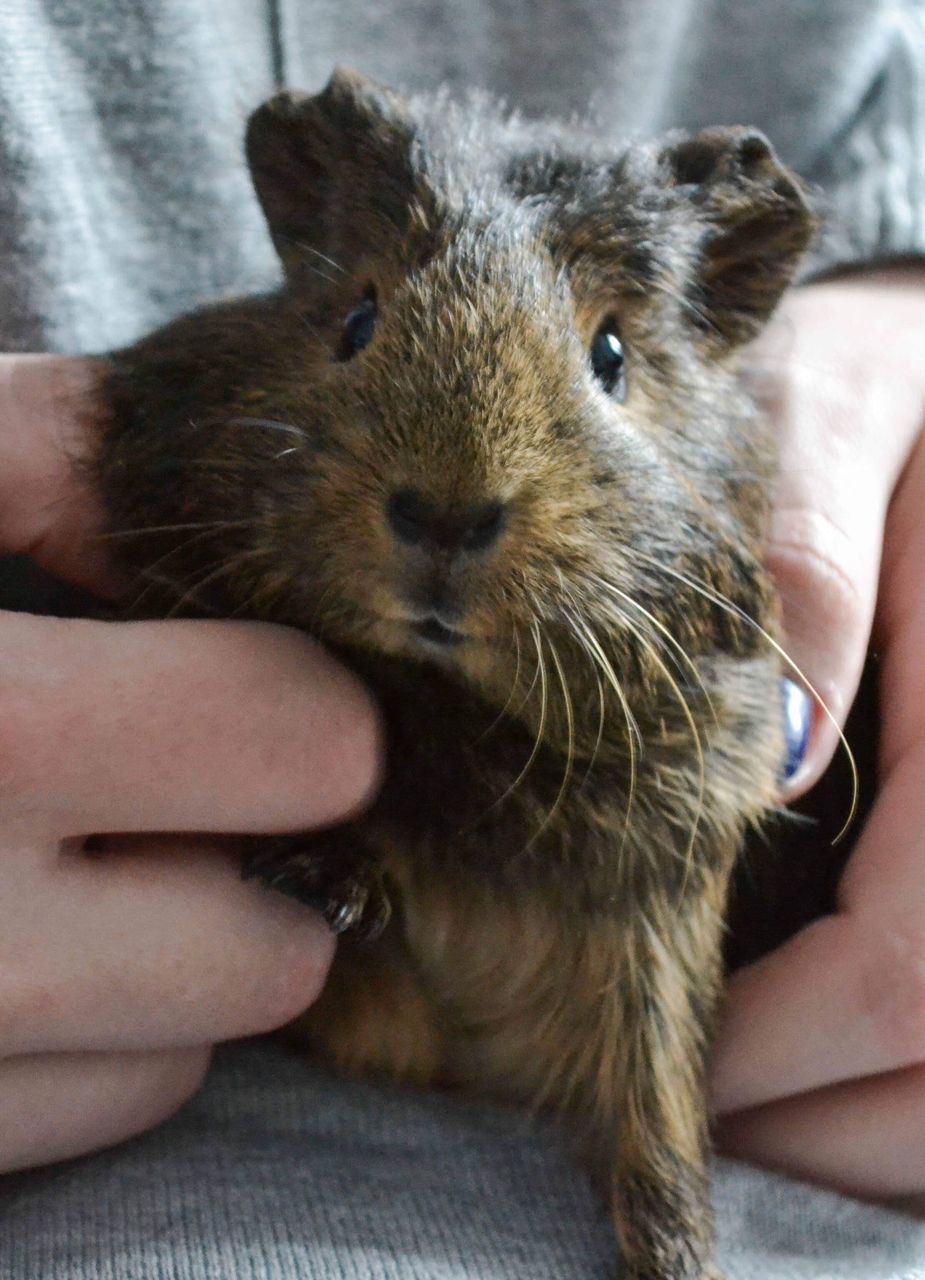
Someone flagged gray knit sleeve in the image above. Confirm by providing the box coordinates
[803,3,925,274]
[275,0,925,280]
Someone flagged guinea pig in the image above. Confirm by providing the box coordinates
[94,67,816,1280]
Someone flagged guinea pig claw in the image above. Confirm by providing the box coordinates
[322,874,392,941]
[240,836,392,940]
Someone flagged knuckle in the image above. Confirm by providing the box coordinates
[864,919,925,1064]
[0,687,47,824]
[767,515,870,641]
[0,614,77,828]
[0,975,62,1056]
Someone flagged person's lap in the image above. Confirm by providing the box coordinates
[1,1040,923,1280]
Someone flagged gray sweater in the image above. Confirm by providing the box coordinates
[0,0,922,356]
[2,8,925,1280]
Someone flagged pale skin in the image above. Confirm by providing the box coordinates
[0,269,923,1205]
[0,355,380,1169]
[711,266,925,1208]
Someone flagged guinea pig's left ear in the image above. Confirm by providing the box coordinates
[660,128,817,348]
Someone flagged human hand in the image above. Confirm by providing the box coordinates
[708,270,925,1207]
[0,355,380,1172]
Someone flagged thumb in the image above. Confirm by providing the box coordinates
[750,276,925,795]
[0,354,117,595]
[763,380,882,796]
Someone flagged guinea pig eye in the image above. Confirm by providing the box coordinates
[337,296,377,361]
[590,320,627,402]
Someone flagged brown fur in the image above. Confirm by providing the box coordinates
[93,68,816,1280]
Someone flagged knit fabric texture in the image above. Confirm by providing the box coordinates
[0,0,922,355]
[1,2,924,1277]
[3,1041,925,1280]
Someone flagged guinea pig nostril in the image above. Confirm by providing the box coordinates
[387,489,429,546]
[460,501,506,551]
[387,491,506,552]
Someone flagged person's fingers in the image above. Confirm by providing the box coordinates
[0,355,116,594]
[710,503,925,1120]
[764,447,879,796]
[0,1045,211,1173]
[749,275,925,796]
[872,418,925,779]
[710,901,925,1116]
[0,836,336,1055]
[711,741,925,1115]
[0,611,381,838]
[714,1061,925,1201]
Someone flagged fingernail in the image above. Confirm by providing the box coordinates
[781,677,811,782]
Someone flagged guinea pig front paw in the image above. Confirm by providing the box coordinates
[241,833,392,940]
[317,867,392,941]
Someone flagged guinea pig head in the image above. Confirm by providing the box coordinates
[242,69,815,747]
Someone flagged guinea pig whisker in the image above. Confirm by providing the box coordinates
[622,550,859,842]
[474,621,525,742]
[124,568,214,616]
[484,619,549,819]
[95,518,251,540]
[523,634,576,853]
[648,275,714,332]
[570,611,640,855]
[306,265,339,287]
[509,621,544,716]
[292,312,327,346]
[528,622,550,818]
[523,577,616,810]
[586,574,707,900]
[550,574,610,789]
[556,603,608,790]
[585,571,717,724]
[284,251,339,287]
[506,622,525,713]
[163,553,256,619]
[221,562,280,620]
[126,551,233,617]
[306,576,357,636]
[119,524,251,614]
[557,571,642,761]
[291,239,347,277]
[223,416,309,442]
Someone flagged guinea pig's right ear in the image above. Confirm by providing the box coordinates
[659,128,817,349]
[245,66,418,284]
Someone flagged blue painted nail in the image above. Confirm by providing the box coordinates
[781,678,811,782]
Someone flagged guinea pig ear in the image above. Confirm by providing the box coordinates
[660,128,816,348]
[245,66,417,283]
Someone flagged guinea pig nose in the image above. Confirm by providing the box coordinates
[387,490,506,553]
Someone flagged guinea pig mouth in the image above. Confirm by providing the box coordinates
[410,616,466,648]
